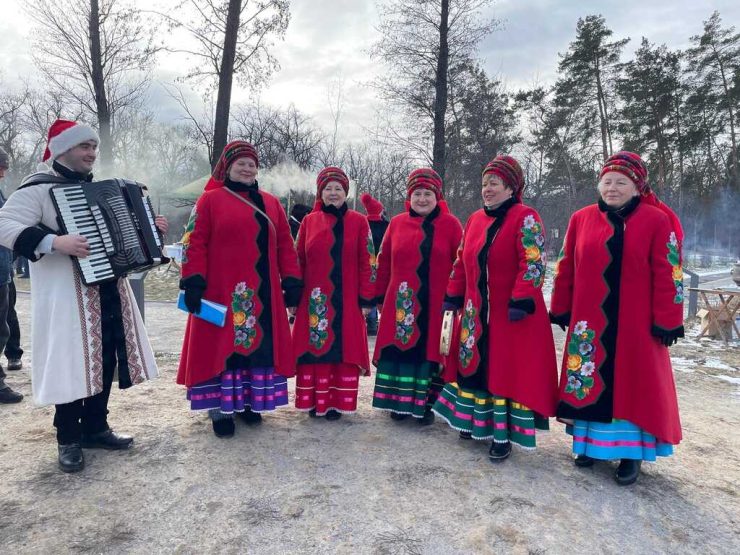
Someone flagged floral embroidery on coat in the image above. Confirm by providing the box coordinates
[308,287,330,350]
[181,207,197,264]
[521,214,546,287]
[459,299,478,369]
[232,282,258,349]
[666,232,684,304]
[394,281,415,344]
[564,320,597,400]
[367,230,377,283]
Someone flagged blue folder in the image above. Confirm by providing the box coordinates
[177,291,227,327]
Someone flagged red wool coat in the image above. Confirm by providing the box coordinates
[373,207,463,366]
[442,201,559,417]
[292,204,375,374]
[177,186,301,387]
[550,199,684,444]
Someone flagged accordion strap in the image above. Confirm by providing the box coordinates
[223,187,277,235]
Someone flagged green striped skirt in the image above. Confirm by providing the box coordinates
[432,383,549,449]
[372,360,444,418]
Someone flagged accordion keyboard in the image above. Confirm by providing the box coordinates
[52,184,117,283]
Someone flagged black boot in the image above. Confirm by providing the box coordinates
[459,430,472,440]
[80,429,133,450]
[390,412,408,421]
[615,459,642,486]
[488,441,512,462]
[211,418,235,438]
[418,409,435,426]
[237,409,263,425]
[574,454,595,467]
[308,408,318,418]
[325,409,342,421]
[58,443,85,473]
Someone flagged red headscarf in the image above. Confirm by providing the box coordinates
[601,151,684,243]
[483,155,525,201]
[204,140,259,192]
[314,166,350,210]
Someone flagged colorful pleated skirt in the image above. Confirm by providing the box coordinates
[186,367,288,413]
[566,419,674,461]
[295,363,360,415]
[371,360,444,418]
[432,383,549,448]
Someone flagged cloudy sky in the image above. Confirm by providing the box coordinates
[1,0,738,142]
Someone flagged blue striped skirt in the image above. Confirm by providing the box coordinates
[566,419,674,462]
[186,367,288,413]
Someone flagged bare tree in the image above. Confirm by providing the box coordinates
[161,0,291,168]
[26,0,158,170]
[370,0,496,178]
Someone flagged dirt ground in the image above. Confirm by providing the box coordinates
[1,281,739,554]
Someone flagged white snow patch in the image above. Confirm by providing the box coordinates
[703,358,738,372]
[716,375,740,386]
[671,356,695,373]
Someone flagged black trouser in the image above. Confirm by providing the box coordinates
[0,284,10,389]
[53,302,120,445]
[4,279,22,360]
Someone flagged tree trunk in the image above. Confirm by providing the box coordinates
[674,96,685,215]
[713,45,738,188]
[432,0,449,178]
[89,0,112,171]
[593,57,610,162]
[211,0,243,169]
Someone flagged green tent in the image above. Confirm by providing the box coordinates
[163,175,209,202]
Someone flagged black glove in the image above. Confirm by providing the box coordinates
[660,335,678,347]
[508,307,528,322]
[651,324,683,347]
[184,286,204,314]
[180,275,207,314]
[441,301,459,314]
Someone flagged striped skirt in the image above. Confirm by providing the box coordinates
[186,367,288,413]
[566,419,675,462]
[295,363,360,415]
[432,383,549,448]
[371,360,444,418]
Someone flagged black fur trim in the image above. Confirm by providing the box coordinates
[508,297,535,314]
[13,226,50,261]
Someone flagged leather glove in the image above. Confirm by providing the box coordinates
[660,334,679,347]
[508,307,528,322]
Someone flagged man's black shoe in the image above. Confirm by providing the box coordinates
[81,429,134,450]
[7,359,22,371]
[58,443,84,473]
[0,386,23,403]
[488,441,512,462]
[390,412,408,421]
[615,459,642,486]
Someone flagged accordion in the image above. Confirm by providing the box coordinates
[49,179,168,285]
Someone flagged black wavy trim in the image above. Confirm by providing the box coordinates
[299,208,345,364]
[380,208,439,363]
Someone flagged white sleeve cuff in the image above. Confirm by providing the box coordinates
[35,234,56,255]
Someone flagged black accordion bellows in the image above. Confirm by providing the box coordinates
[50,179,168,285]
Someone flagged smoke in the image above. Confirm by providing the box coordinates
[257,160,316,197]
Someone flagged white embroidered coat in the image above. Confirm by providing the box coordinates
[0,172,158,405]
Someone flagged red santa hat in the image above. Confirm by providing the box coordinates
[360,193,384,221]
[42,119,99,163]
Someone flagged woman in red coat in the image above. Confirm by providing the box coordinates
[177,141,302,437]
[371,169,462,425]
[293,167,375,420]
[432,155,558,462]
[550,151,684,486]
